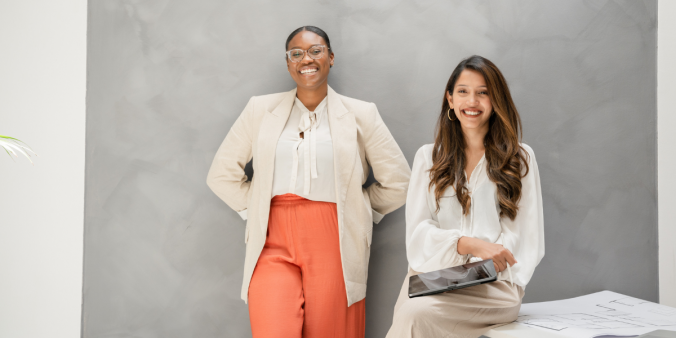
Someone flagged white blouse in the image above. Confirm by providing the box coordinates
[406,143,544,287]
[271,96,336,203]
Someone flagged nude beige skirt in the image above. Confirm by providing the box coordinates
[386,271,524,338]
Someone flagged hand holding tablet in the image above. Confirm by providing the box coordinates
[457,235,517,273]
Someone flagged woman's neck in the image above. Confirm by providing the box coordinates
[296,84,328,112]
[463,126,488,156]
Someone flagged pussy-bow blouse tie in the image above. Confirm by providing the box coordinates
[290,97,328,195]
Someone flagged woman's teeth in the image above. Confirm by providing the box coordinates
[463,110,481,116]
[301,68,318,74]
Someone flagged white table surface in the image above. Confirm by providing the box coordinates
[484,322,571,338]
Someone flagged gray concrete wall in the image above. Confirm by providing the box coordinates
[83,1,657,337]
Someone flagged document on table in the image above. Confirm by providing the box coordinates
[516,291,676,338]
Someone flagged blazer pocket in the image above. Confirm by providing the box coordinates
[244,224,250,244]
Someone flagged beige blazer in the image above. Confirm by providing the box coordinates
[207,86,411,306]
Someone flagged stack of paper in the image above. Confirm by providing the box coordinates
[517,291,676,338]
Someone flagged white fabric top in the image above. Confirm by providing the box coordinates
[406,143,544,287]
[271,96,336,203]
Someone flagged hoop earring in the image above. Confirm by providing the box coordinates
[447,107,455,121]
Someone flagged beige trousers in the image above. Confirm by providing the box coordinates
[386,271,524,338]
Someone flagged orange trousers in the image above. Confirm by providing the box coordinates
[248,194,366,338]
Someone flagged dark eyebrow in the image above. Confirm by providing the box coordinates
[456,84,488,88]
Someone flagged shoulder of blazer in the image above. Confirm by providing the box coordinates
[335,93,373,115]
[334,93,378,130]
[253,90,295,114]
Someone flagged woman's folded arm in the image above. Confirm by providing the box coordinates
[206,97,256,220]
[363,103,411,223]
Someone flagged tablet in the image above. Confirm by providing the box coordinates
[408,259,497,298]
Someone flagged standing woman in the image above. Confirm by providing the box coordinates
[386,55,544,338]
[207,26,411,338]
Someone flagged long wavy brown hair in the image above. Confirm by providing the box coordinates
[429,55,529,220]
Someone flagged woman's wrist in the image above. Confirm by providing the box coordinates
[457,236,475,256]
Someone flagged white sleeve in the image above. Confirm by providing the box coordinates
[406,146,469,273]
[499,145,545,286]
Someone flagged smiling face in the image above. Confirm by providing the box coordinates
[286,31,334,91]
[446,69,493,133]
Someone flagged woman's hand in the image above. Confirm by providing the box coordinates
[457,236,517,273]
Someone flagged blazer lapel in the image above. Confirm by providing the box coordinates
[256,88,296,235]
[327,86,357,215]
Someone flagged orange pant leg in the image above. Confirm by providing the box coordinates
[248,196,304,338]
[291,198,366,338]
[248,194,365,338]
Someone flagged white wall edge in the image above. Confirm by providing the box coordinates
[0,0,87,337]
[658,0,676,307]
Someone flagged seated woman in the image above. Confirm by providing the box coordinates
[386,55,544,338]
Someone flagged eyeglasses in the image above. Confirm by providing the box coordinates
[285,45,330,63]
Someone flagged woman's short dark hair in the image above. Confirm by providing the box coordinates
[285,26,332,52]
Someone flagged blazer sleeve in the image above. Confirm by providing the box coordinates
[363,103,412,223]
[206,97,256,220]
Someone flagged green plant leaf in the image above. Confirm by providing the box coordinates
[0,135,36,164]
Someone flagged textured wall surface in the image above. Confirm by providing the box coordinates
[84,1,657,337]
